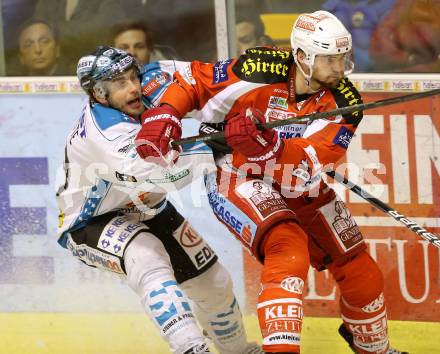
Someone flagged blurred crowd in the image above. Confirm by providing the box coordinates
[1,0,439,76]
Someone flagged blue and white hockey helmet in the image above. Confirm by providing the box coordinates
[77,45,144,96]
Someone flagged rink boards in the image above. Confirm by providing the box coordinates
[0,74,439,353]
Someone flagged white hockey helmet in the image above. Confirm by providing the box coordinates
[291,10,354,79]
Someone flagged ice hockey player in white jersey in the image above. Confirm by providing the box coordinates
[56,45,262,354]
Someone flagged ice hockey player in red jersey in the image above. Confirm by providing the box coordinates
[135,10,408,354]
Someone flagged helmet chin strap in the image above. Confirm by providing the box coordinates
[294,52,319,92]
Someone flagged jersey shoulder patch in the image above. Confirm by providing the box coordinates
[330,78,363,127]
[232,47,293,84]
[141,61,175,108]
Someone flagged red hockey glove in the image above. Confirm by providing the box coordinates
[225,107,282,162]
[135,105,182,159]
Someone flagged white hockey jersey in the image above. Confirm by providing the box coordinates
[56,61,215,248]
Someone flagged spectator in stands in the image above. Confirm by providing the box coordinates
[235,9,275,56]
[369,0,440,73]
[12,19,68,76]
[33,0,126,73]
[2,0,38,75]
[120,0,216,62]
[112,22,179,65]
[322,0,395,72]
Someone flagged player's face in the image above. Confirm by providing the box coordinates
[311,54,347,88]
[106,68,144,118]
[114,30,151,65]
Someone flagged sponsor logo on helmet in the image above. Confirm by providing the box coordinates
[102,48,117,56]
[77,56,96,80]
[108,56,133,74]
[336,37,350,48]
[295,13,329,32]
[77,58,94,70]
[295,17,316,32]
[96,57,111,68]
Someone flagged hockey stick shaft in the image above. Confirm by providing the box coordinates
[326,170,440,249]
[172,88,440,147]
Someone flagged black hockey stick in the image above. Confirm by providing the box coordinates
[172,88,440,147]
[326,170,440,249]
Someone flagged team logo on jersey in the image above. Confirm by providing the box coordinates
[212,59,232,84]
[268,96,288,110]
[142,71,172,97]
[332,126,354,149]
